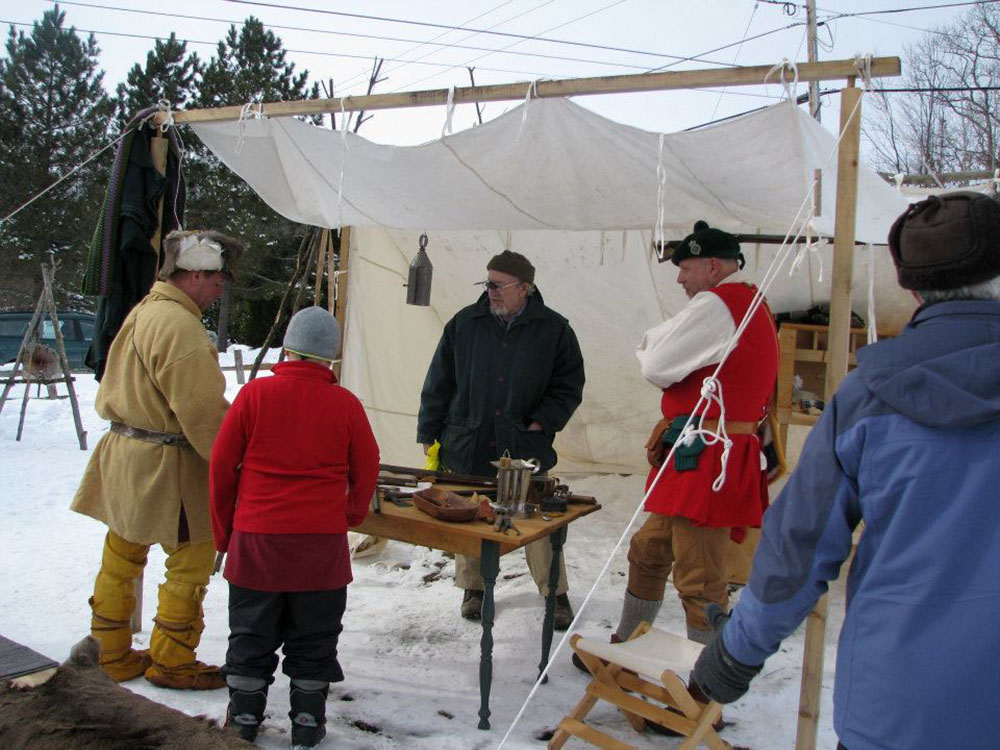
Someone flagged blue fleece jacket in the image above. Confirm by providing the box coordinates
[724,299,1000,750]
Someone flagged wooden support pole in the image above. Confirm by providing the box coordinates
[326,231,336,315]
[333,227,351,381]
[153,57,900,126]
[795,82,863,750]
[233,348,245,385]
[314,228,329,306]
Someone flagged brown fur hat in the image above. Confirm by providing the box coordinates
[158,230,244,282]
[888,191,1000,290]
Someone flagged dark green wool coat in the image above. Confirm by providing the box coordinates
[417,289,585,477]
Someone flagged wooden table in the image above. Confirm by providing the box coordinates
[355,493,600,730]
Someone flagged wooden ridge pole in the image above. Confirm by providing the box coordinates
[795,82,863,750]
[153,57,900,125]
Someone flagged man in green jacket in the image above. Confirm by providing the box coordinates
[417,250,585,628]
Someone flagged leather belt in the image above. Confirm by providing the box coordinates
[700,418,758,435]
[110,421,192,449]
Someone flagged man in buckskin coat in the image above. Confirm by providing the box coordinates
[72,229,242,690]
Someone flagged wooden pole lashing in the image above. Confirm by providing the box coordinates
[795,82,863,750]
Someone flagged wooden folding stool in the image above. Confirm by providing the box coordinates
[550,622,729,750]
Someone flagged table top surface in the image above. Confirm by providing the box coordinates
[355,486,600,557]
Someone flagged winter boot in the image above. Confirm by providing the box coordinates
[225,676,269,743]
[289,680,329,749]
[553,593,574,631]
[461,589,483,620]
[90,533,152,682]
[145,581,225,690]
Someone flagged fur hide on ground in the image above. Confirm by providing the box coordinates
[0,637,249,750]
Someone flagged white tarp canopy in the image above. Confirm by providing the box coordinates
[192,97,908,241]
[193,98,916,474]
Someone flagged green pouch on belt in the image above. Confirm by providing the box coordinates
[662,415,705,472]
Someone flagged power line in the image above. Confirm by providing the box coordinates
[50,0,657,79]
[216,0,737,67]
[764,0,1000,14]
[391,0,640,94]
[0,19,573,80]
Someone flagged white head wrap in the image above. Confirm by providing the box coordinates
[175,234,224,272]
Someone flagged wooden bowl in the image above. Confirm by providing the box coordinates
[412,488,479,522]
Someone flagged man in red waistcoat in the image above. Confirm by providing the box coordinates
[618,221,778,646]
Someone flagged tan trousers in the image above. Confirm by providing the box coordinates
[626,514,730,631]
[454,537,568,596]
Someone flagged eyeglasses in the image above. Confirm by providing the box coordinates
[477,279,523,291]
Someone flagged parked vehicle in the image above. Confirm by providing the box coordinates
[0,311,96,370]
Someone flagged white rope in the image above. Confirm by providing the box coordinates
[853,53,874,89]
[336,98,350,232]
[866,243,878,345]
[654,133,666,255]
[147,100,186,230]
[0,130,129,228]
[499,80,869,750]
[515,79,539,143]
[234,100,263,156]
[155,99,175,133]
[789,227,825,285]
[764,58,799,101]
[440,85,456,139]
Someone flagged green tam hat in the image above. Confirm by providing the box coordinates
[487,250,535,284]
[669,221,745,269]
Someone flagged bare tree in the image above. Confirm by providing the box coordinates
[864,5,1000,184]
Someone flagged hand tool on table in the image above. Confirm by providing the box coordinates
[383,490,413,507]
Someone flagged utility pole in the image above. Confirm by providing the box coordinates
[807,0,821,121]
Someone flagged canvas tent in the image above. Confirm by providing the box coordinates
[192,96,914,474]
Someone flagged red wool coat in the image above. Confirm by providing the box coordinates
[644,283,778,528]
[210,360,380,552]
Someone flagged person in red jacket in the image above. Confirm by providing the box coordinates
[210,306,380,749]
[620,221,778,645]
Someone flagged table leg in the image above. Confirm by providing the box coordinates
[538,526,566,681]
[478,539,500,730]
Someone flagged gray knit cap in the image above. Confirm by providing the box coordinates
[283,306,340,362]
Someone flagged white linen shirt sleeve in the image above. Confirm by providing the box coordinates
[635,291,737,389]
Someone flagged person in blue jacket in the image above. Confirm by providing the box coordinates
[693,190,1000,750]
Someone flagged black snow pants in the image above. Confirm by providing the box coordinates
[224,584,347,684]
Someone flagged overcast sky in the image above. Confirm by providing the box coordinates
[2,1,979,144]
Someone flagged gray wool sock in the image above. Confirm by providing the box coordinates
[227,674,268,692]
[686,624,713,645]
[290,678,329,692]
[615,591,663,641]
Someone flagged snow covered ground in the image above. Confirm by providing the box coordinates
[0,350,845,749]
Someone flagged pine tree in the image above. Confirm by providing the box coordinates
[0,6,114,309]
[187,17,321,346]
[115,33,201,126]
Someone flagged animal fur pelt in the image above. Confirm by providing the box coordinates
[0,637,248,750]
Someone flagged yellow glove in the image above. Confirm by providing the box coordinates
[424,440,440,471]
